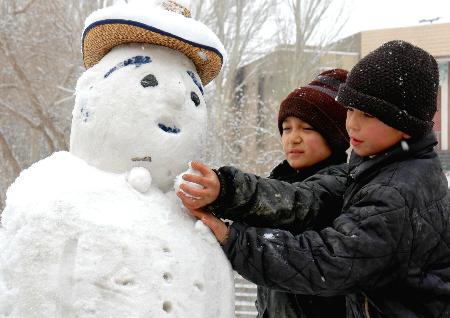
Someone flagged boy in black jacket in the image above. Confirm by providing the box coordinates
[178,40,450,317]
[249,69,349,318]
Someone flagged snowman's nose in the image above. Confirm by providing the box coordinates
[163,74,187,109]
[141,73,186,109]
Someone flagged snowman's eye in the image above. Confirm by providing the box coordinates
[191,92,200,107]
[141,74,158,88]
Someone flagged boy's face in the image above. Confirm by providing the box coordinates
[281,116,332,170]
[346,107,409,157]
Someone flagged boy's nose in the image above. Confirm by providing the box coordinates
[292,133,303,144]
[346,113,359,132]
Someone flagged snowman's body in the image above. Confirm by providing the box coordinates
[0,152,234,318]
[0,39,235,317]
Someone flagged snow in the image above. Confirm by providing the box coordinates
[194,220,217,245]
[0,152,234,317]
[126,167,152,193]
[263,233,275,240]
[169,0,191,10]
[197,51,208,62]
[84,0,226,63]
[400,140,410,152]
[174,162,203,199]
[128,0,192,11]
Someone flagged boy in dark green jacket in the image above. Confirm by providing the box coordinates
[178,40,450,318]
[249,68,349,318]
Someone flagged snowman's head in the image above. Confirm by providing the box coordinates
[70,44,207,191]
[70,0,225,191]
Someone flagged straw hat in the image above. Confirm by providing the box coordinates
[82,0,226,85]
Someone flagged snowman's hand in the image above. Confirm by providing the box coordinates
[190,209,230,245]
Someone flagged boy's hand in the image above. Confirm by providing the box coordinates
[190,209,230,245]
[177,161,220,210]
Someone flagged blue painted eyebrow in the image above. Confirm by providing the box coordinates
[187,71,204,95]
[104,55,152,78]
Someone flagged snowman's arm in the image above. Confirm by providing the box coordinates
[204,164,348,232]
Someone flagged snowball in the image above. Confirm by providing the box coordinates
[174,162,203,198]
[126,167,152,193]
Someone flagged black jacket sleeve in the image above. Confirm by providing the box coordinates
[207,164,348,232]
[221,185,411,297]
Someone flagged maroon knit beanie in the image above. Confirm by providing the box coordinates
[278,69,349,152]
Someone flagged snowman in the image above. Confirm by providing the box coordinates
[0,1,235,317]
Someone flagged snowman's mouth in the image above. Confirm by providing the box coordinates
[131,156,152,162]
[158,122,181,134]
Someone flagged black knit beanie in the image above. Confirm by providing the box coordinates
[278,69,349,153]
[337,40,439,137]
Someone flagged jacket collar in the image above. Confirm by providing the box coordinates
[270,151,348,182]
[348,132,438,181]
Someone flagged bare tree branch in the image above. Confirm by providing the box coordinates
[0,101,36,128]
[0,84,20,90]
[0,130,21,175]
[0,38,66,151]
[50,64,78,107]
[0,190,4,212]
[12,0,38,14]
[0,101,56,152]
[0,0,102,208]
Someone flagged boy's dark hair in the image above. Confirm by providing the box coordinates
[337,40,439,137]
[278,69,349,153]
